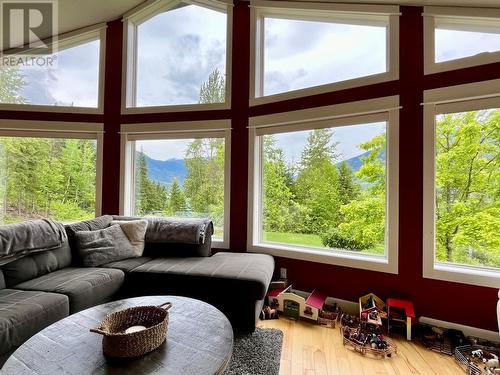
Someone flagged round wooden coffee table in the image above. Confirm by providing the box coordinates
[1,296,233,375]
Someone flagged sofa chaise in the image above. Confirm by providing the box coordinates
[0,215,274,366]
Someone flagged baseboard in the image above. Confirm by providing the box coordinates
[290,289,499,342]
[420,316,499,343]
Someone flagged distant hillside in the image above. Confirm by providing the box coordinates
[140,153,187,187]
[140,149,385,188]
[339,149,386,172]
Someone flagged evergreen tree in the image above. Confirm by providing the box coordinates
[337,161,360,205]
[199,68,225,104]
[295,129,341,234]
[300,128,339,170]
[169,178,186,214]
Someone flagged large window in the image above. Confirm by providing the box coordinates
[0,122,103,224]
[423,81,500,288]
[121,121,231,247]
[124,0,231,111]
[0,27,104,111]
[424,7,500,74]
[248,98,399,273]
[251,3,399,103]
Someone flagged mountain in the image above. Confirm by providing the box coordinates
[140,153,187,187]
[339,149,386,172]
[139,149,385,188]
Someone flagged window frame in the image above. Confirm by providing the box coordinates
[0,119,104,219]
[424,6,500,75]
[247,96,400,274]
[120,120,231,248]
[249,1,400,106]
[121,0,233,114]
[0,24,106,114]
[423,79,500,288]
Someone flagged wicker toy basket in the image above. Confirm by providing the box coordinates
[91,301,172,358]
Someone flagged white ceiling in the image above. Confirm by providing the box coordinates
[57,0,143,35]
[57,0,500,38]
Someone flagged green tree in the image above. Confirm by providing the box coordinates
[0,66,26,103]
[184,138,225,227]
[300,128,339,170]
[135,150,168,215]
[295,129,341,234]
[199,68,225,104]
[322,133,386,251]
[435,110,500,266]
[337,161,360,205]
[168,178,186,214]
[263,135,296,232]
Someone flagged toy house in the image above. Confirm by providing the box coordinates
[359,293,386,326]
[304,289,327,321]
[267,288,284,309]
[274,286,329,322]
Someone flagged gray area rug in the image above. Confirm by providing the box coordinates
[225,328,283,375]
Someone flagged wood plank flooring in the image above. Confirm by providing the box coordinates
[257,318,464,375]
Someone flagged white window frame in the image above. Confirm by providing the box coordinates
[0,119,104,217]
[249,1,400,106]
[423,79,500,288]
[122,0,233,114]
[120,120,231,248]
[424,6,500,75]
[247,96,400,274]
[0,24,107,114]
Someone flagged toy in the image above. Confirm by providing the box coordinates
[259,306,278,320]
[455,345,500,375]
[359,293,386,327]
[386,298,415,340]
[266,288,284,309]
[340,313,397,359]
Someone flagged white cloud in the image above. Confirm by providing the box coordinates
[137,139,191,160]
[20,39,100,107]
[136,4,227,106]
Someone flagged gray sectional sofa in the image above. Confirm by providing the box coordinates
[0,215,274,366]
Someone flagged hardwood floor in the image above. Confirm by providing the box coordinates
[257,318,464,375]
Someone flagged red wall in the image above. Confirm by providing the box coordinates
[1,3,498,331]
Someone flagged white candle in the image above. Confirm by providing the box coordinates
[125,325,146,334]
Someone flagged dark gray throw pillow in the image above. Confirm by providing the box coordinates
[74,224,137,267]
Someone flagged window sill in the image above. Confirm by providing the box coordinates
[0,103,102,114]
[249,71,398,107]
[424,262,500,288]
[248,242,397,274]
[122,102,231,115]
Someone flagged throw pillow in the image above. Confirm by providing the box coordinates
[74,224,138,267]
[110,220,148,257]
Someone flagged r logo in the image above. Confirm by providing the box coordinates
[1,1,57,55]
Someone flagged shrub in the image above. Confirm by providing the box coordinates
[321,227,373,251]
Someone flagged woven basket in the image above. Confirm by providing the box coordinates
[90,301,172,358]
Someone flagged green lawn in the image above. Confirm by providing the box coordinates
[263,231,385,255]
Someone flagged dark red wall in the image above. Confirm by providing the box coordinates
[1,3,498,331]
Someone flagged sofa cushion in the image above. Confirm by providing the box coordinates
[65,215,113,247]
[101,257,152,273]
[130,252,274,300]
[110,220,148,256]
[14,267,124,313]
[0,269,5,290]
[0,289,69,355]
[74,225,140,267]
[1,242,72,287]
